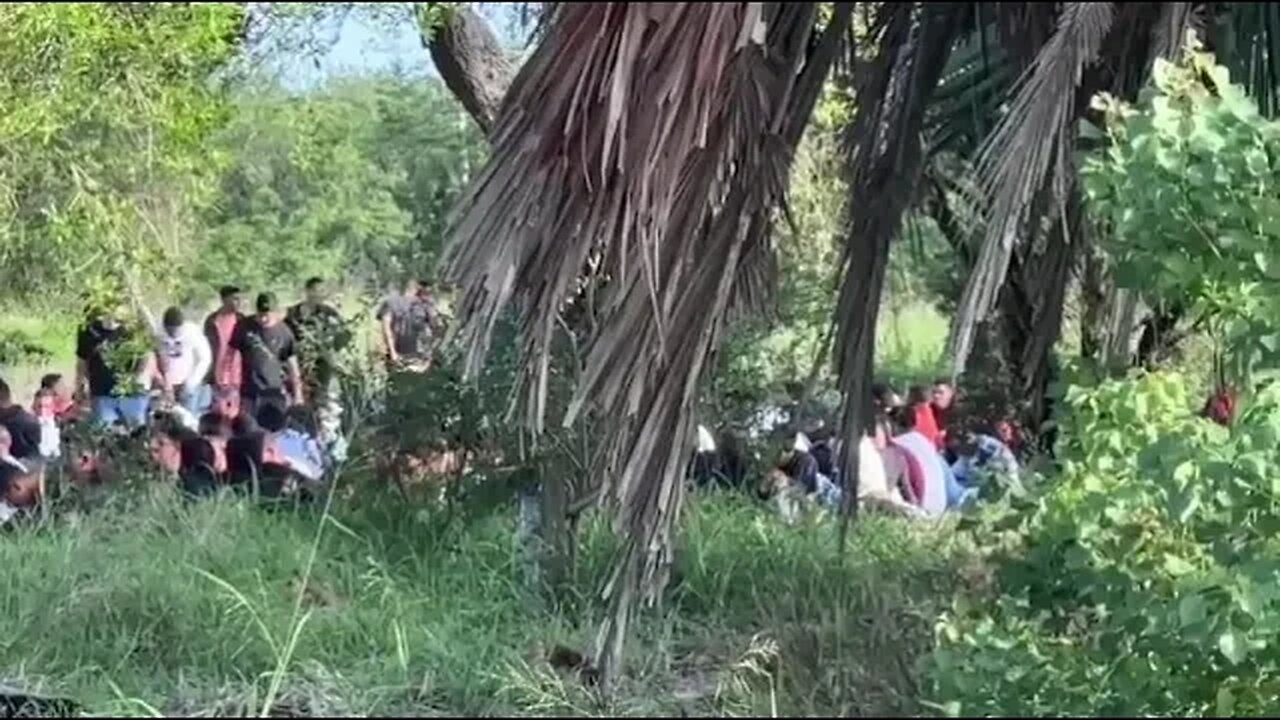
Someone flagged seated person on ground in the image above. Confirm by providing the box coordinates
[150,417,220,498]
[36,373,79,423]
[0,377,42,464]
[906,385,944,450]
[804,425,838,479]
[32,389,62,460]
[256,404,325,483]
[889,405,949,516]
[948,427,1020,492]
[930,378,956,445]
[0,426,44,519]
[852,434,925,518]
[198,412,232,474]
[689,424,748,490]
[225,430,308,500]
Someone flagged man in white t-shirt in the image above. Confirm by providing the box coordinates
[150,307,213,416]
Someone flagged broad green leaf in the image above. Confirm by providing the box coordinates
[1179,593,1208,627]
[1217,685,1235,717]
[1165,554,1196,576]
[1219,629,1247,665]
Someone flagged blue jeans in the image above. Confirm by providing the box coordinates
[174,384,212,416]
[92,396,149,429]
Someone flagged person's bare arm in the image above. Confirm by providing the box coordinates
[74,359,89,401]
[287,356,305,406]
[380,312,398,362]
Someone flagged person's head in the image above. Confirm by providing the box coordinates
[931,378,956,410]
[871,382,902,411]
[256,404,287,434]
[906,385,929,407]
[198,412,231,439]
[219,286,243,314]
[179,435,219,478]
[304,277,327,305]
[90,301,127,330]
[230,412,260,437]
[0,377,11,408]
[150,421,189,474]
[227,431,284,475]
[255,292,277,321]
[947,429,981,459]
[162,307,185,337]
[40,373,68,398]
[890,405,917,434]
[33,389,55,419]
[403,278,421,297]
[416,280,435,301]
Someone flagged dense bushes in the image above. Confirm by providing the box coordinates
[930,372,1280,715]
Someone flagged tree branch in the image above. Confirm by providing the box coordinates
[421,5,516,135]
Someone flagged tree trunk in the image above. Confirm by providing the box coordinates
[421,6,516,135]
[1080,243,1108,362]
[539,458,573,598]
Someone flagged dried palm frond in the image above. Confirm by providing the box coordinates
[727,2,855,323]
[834,2,968,526]
[945,2,1114,377]
[443,1,839,688]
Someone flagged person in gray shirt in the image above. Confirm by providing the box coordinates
[376,279,440,371]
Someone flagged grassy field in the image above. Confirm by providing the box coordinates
[0,477,973,717]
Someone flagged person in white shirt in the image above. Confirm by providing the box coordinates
[139,305,213,416]
[889,406,949,517]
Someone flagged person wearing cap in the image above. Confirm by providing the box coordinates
[230,292,304,419]
[204,285,246,395]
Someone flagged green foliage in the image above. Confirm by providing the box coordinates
[710,97,845,424]
[0,3,244,305]
[1083,36,1280,384]
[197,74,484,295]
[930,371,1280,715]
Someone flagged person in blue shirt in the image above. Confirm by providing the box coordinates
[948,430,1020,506]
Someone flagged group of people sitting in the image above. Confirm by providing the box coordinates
[693,379,1023,522]
[0,367,336,522]
[0,275,445,522]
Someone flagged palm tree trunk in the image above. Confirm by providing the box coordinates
[835,3,968,540]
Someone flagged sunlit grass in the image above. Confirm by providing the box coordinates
[0,480,970,716]
[876,299,948,385]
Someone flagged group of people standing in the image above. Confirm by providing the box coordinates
[0,275,444,518]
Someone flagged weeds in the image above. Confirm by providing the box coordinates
[0,480,968,716]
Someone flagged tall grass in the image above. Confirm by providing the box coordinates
[0,480,971,716]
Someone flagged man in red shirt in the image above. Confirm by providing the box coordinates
[204,286,245,394]
[907,385,943,449]
[930,378,956,447]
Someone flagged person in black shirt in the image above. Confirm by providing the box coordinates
[0,378,41,462]
[231,292,304,420]
[0,426,42,512]
[76,309,150,429]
